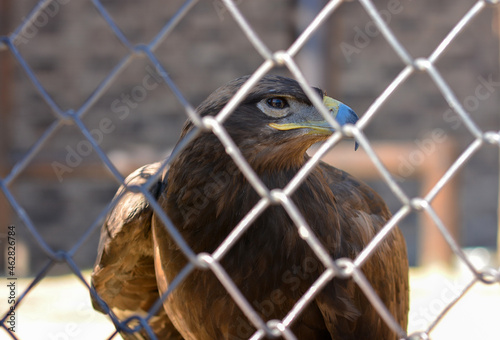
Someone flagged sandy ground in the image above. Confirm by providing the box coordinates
[1,261,499,340]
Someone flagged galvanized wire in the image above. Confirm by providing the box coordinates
[1,0,500,339]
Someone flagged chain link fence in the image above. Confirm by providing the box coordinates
[1,0,500,339]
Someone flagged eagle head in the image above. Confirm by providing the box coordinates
[179,75,358,173]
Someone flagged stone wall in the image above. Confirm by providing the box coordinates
[1,0,498,274]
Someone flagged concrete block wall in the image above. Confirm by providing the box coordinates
[1,0,498,274]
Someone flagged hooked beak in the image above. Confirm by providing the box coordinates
[268,95,359,150]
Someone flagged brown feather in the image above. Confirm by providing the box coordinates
[91,162,183,339]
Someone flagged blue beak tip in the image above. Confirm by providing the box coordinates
[336,104,359,151]
[337,104,359,125]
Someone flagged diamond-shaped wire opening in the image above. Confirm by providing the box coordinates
[11,0,130,112]
[78,58,188,171]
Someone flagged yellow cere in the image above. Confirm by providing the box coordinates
[322,96,341,117]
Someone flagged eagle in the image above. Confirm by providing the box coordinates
[91,75,409,340]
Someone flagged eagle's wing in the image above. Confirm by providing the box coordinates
[90,162,183,340]
[315,161,409,340]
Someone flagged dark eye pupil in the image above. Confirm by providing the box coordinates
[267,97,288,109]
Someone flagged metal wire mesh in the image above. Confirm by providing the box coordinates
[1,0,500,339]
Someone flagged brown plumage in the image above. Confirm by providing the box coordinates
[91,75,409,339]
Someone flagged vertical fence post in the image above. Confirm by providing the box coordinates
[419,141,459,267]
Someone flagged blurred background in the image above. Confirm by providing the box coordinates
[0,0,499,339]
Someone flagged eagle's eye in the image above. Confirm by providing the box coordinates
[267,97,289,109]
